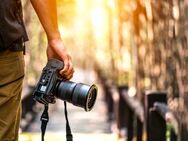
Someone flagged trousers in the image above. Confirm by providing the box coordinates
[0,50,24,141]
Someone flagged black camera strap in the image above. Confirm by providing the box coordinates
[40,105,49,141]
[64,101,73,141]
[40,102,73,141]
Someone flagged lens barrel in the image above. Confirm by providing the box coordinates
[55,81,97,111]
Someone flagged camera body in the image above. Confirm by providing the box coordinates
[33,59,63,105]
[33,59,97,111]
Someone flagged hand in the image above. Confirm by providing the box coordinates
[47,38,74,80]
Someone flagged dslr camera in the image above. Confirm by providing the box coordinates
[33,59,97,111]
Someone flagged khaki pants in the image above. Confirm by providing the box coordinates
[0,50,24,141]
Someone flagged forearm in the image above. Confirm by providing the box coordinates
[30,0,60,40]
[30,0,74,79]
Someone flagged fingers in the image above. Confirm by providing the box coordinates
[59,55,74,80]
[47,38,74,80]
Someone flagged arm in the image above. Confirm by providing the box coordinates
[30,0,74,79]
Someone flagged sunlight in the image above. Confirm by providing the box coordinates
[91,7,108,39]
[20,1,188,140]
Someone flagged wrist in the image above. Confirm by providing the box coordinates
[48,36,62,47]
[47,37,65,51]
[47,31,61,42]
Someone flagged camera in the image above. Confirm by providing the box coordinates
[33,59,98,111]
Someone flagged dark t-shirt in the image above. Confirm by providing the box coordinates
[0,0,28,50]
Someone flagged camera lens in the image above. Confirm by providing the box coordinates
[85,85,97,111]
[55,81,97,111]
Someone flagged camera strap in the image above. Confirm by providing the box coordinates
[64,101,73,141]
[40,105,49,141]
[40,102,73,141]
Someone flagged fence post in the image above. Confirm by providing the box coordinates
[118,86,133,140]
[145,91,167,141]
[149,108,166,141]
[136,117,143,141]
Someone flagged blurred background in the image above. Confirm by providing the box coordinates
[19,0,188,141]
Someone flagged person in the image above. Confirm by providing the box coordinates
[0,0,74,140]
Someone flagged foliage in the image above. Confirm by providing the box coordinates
[22,0,188,138]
